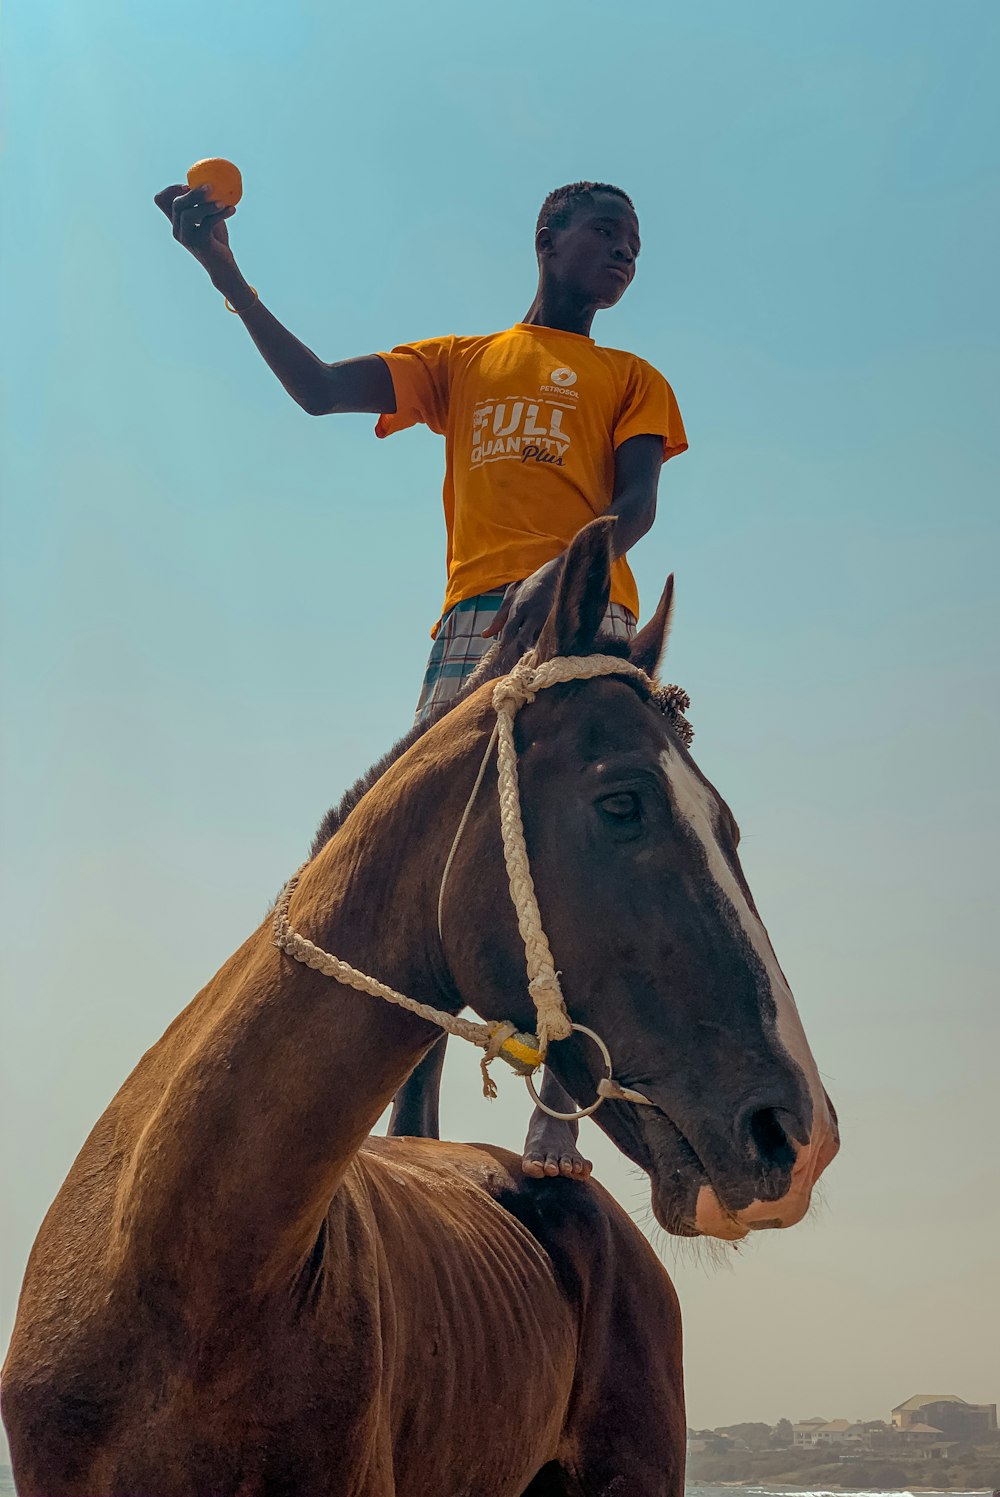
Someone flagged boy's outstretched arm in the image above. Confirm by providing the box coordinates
[154,184,396,417]
[485,432,664,650]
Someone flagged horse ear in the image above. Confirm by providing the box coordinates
[629,574,675,678]
[535,518,614,662]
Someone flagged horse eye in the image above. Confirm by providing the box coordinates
[598,792,641,824]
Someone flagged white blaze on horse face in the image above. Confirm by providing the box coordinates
[658,744,835,1231]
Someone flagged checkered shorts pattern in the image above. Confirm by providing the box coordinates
[414,589,637,726]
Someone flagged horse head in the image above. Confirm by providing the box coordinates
[437,519,839,1240]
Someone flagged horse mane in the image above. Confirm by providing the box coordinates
[309,718,429,858]
[308,633,634,858]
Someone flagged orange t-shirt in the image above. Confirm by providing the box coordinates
[376,324,688,630]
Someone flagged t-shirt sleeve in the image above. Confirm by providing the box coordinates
[374,336,454,438]
[613,359,688,462]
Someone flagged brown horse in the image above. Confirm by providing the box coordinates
[2,522,838,1496]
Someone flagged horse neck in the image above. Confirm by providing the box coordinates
[122,725,477,1297]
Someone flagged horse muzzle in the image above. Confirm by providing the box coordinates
[692,1119,840,1239]
[642,1092,840,1241]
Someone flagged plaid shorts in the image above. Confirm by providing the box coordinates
[414,589,637,726]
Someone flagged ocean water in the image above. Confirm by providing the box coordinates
[0,1478,991,1497]
[689,1486,993,1497]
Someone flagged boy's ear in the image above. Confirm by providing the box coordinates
[535,519,615,662]
[629,574,675,679]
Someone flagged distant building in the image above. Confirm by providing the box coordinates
[793,1419,871,1450]
[816,1421,869,1449]
[892,1395,998,1441]
[793,1418,829,1448]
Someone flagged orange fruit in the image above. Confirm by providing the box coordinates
[186,157,242,208]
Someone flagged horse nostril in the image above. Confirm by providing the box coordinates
[743,1107,799,1170]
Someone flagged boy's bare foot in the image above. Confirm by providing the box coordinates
[521,1110,593,1179]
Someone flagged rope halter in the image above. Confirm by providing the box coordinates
[275,651,689,1120]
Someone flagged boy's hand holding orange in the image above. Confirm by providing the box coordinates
[186,158,243,209]
[154,158,246,288]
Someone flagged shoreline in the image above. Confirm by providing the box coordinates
[693,1483,995,1495]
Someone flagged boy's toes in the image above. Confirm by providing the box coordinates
[522,1114,592,1182]
[522,1150,565,1178]
[521,1144,593,1180]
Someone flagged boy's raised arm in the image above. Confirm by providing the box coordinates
[154,183,396,417]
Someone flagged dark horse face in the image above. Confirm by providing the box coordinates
[446,521,838,1240]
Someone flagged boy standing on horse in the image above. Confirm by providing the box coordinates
[156,176,687,1176]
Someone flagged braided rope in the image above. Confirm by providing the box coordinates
[489,653,652,1054]
[274,650,676,1105]
[274,870,495,1047]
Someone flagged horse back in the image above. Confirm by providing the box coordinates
[360,1136,685,1485]
[3,1136,682,1495]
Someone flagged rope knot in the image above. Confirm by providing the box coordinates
[492,657,540,715]
[528,971,573,1051]
[479,1020,517,1099]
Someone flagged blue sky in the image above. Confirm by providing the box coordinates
[2,0,998,1438]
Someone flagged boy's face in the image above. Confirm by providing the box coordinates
[538,192,641,308]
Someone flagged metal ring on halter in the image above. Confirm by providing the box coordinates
[524,1023,614,1121]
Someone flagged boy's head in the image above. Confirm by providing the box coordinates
[535,182,640,309]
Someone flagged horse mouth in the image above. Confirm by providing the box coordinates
[636,1101,836,1241]
[638,1105,792,1240]
[638,1106,720,1238]
[565,1053,832,1240]
[579,1073,719,1236]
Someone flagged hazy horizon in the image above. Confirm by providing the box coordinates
[2,0,997,1465]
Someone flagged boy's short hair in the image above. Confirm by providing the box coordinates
[536,181,635,236]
